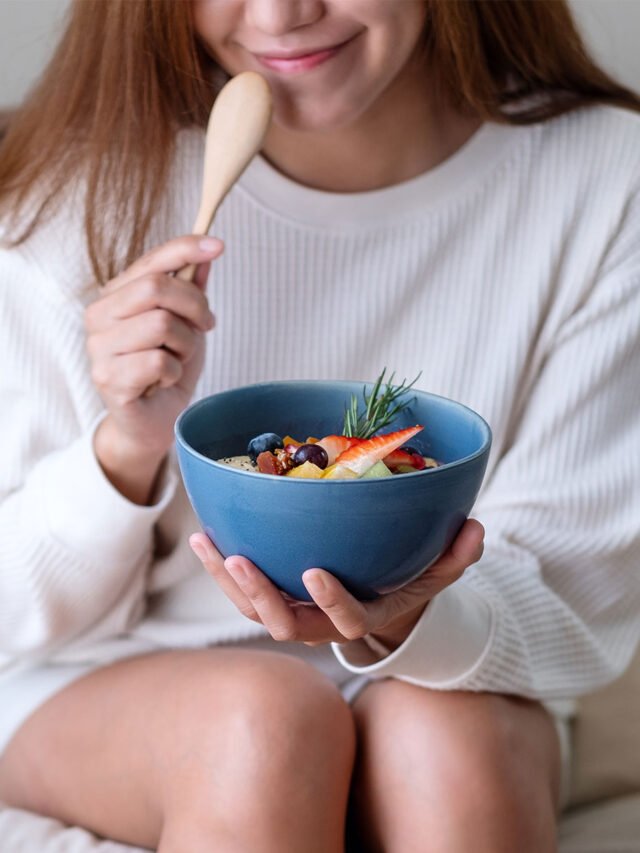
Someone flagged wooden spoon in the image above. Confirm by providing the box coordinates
[144,71,272,396]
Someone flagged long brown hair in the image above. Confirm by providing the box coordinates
[1,0,638,283]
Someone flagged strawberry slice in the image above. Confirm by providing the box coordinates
[316,434,363,466]
[333,426,423,477]
[384,449,427,471]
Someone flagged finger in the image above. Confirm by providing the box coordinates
[224,556,304,642]
[417,518,484,593]
[109,236,224,291]
[385,519,485,607]
[91,348,183,401]
[189,534,260,622]
[302,569,370,641]
[225,559,345,644]
[88,310,200,363]
[433,518,485,580]
[86,275,215,335]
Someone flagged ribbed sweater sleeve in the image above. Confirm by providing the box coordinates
[335,183,640,700]
[0,246,177,658]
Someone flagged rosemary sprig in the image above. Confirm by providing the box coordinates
[343,368,422,439]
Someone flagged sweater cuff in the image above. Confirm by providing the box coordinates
[332,582,494,689]
[38,420,178,565]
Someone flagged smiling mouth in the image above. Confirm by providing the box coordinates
[252,36,356,74]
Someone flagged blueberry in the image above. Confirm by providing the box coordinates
[247,432,284,462]
[293,443,329,470]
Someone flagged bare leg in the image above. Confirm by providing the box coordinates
[350,681,561,853]
[0,649,355,852]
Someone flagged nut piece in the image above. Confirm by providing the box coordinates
[275,448,295,473]
[256,450,294,476]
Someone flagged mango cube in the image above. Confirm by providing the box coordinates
[322,464,358,480]
[286,461,324,479]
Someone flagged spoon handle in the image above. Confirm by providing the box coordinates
[179,71,272,282]
[144,73,272,396]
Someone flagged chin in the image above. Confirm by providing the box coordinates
[271,91,364,134]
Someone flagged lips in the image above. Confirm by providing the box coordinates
[252,36,354,74]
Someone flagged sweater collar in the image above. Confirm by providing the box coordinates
[236,121,530,228]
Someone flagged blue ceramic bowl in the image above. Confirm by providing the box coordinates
[175,381,491,601]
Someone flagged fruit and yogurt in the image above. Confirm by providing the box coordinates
[216,370,439,480]
[218,426,438,480]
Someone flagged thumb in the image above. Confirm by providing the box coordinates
[396,519,485,602]
[422,518,485,588]
[194,259,213,291]
[194,238,223,291]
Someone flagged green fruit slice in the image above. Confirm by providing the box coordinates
[360,460,393,479]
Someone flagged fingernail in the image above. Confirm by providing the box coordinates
[226,559,249,584]
[206,310,215,330]
[305,571,326,594]
[199,237,223,253]
[189,538,206,561]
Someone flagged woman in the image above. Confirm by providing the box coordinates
[0,1,639,850]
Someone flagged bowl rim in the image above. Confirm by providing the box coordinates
[175,380,492,483]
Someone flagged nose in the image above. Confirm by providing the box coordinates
[245,0,325,35]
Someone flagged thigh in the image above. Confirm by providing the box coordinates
[0,648,352,850]
[350,680,561,853]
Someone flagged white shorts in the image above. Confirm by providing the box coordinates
[0,637,572,807]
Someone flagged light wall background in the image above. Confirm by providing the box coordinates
[0,0,639,109]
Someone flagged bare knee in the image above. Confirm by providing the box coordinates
[352,681,559,852]
[162,651,356,832]
[0,649,356,852]
[207,650,355,776]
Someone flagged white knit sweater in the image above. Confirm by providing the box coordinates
[1,106,639,702]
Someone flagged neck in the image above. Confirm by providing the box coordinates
[261,59,482,194]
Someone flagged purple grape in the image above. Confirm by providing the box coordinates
[293,443,329,470]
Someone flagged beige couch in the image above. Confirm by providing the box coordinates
[1,651,639,851]
[558,646,640,851]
